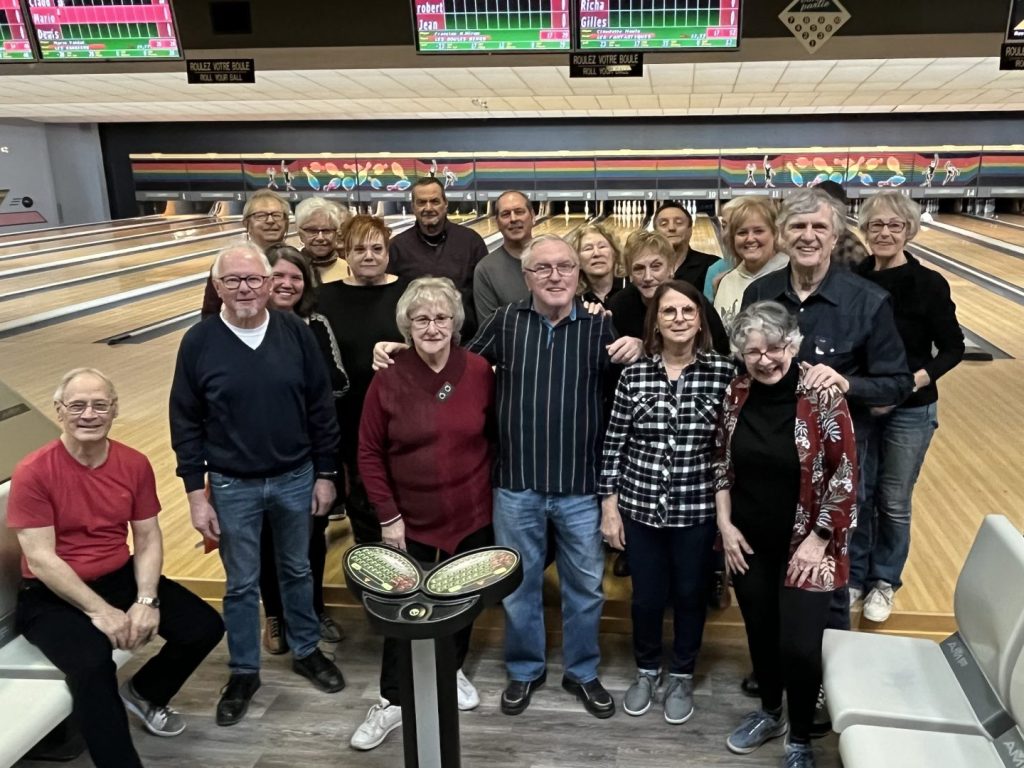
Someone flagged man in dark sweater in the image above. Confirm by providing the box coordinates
[170,242,345,727]
[653,201,721,290]
[389,177,488,337]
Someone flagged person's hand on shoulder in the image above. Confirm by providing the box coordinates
[372,341,410,371]
[608,336,643,365]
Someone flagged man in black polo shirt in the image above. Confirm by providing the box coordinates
[653,201,721,291]
[389,177,488,337]
[467,234,619,721]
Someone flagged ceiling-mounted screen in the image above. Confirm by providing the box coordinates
[578,0,739,50]
[414,0,570,52]
[29,0,181,60]
[0,0,34,60]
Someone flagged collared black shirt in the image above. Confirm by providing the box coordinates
[742,264,913,411]
[674,248,721,292]
[389,218,489,336]
[466,298,616,495]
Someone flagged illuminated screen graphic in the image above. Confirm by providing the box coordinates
[578,0,739,49]
[414,0,570,52]
[0,0,34,60]
[30,0,180,60]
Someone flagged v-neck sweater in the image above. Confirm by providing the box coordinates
[358,346,495,553]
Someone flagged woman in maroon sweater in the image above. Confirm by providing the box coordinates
[354,276,495,751]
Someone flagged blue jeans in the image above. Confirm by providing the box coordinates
[493,489,604,684]
[210,461,320,673]
[624,517,716,674]
[849,403,938,591]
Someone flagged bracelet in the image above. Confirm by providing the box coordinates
[812,525,832,542]
[316,471,338,480]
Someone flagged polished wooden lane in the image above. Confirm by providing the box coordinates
[0,214,174,243]
[937,214,1024,249]
[0,223,244,283]
[4,212,1021,640]
[1000,213,1024,227]
[0,216,217,257]
[916,226,1024,290]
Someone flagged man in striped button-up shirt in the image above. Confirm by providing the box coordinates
[467,234,628,720]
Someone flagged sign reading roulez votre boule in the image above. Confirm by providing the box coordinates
[186,59,256,84]
[1001,0,1024,70]
[569,51,643,78]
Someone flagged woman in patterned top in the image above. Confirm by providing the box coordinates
[714,301,857,768]
[259,244,350,652]
[598,280,735,726]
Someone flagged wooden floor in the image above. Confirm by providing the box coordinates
[14,614,841,768]
[938,214,1024,249]
[1,211,1022,644]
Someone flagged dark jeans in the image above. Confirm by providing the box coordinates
[624,517,716,674]
[16,560,224,768]
[732,534,832,743]
[260,513,329,617]
[380,526,493,705]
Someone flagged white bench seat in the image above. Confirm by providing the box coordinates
[838,724,1006,768]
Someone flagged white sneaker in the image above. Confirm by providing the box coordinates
[863,582,895,623]
[350,698,402,750]
[456,669,480,711]
[848,586,863,607]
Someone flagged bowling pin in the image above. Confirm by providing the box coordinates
[584,200,590,219]
[564,200,570,223]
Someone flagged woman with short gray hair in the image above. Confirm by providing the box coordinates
[353,276,496,750]
[296,198,351,285]
[714,300,858,768]
[850,190,963,622]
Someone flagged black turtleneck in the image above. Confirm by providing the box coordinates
[730,363,800,550]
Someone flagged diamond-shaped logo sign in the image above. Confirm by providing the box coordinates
[779,0,851,54]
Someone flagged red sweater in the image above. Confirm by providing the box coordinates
[358,346,495,554]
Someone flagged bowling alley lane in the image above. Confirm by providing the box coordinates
[916,225,1024,290]
[0,220,243,273]
[936,213,1024,249]
[0,215,216,257]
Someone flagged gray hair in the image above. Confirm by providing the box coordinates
[211,241,271,278]
[53,367,117,404]
[295,197,341,230]
[777,188,847,240]
[728,301,803,356]
[242,189,290,219]
[858,190,922,241]
[521,234,578,270]
[395,277,465,345]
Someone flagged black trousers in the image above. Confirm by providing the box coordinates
[343,462,383,545]
[731,536,832,742]
[380,526,493,705]
[260,513,329,616]
[17,560,224,768]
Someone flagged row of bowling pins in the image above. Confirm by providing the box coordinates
[612,200,647,218]
[963,198,996,218]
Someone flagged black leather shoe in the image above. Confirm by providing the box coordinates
[612,551,630,577]
[501,670,547,715]
[293,648,346,693]
[216,673,261,726]
[741,672,760,698]
[562,676,615,719]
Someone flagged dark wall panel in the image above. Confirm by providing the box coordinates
[101,113,1024,217]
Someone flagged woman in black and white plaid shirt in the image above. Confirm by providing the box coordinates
[598,279,736,726]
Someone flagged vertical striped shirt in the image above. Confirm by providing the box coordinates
[467,298,615,495]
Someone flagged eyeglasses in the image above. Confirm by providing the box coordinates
[659,306,699,321]
[61,400,115,415]
[523,263,577,279]
[217,275,268,290]
[410,314,453,330]
[742,345,789,362]
[300,226,336,237]
[866,219,907,234]
[247,211,286,223]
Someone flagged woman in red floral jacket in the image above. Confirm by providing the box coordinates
[713,300,857,768]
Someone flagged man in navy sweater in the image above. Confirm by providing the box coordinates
[170,242,345,726]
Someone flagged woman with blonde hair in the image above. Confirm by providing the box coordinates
[567,222,627,306]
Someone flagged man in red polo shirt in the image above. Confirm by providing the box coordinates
[9,368,223,768]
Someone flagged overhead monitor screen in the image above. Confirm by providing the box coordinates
[414,0,571,52]
[1009,0,1024,41]
[578,0,739,50]
[0,0,34,60]
[29,0,181,60]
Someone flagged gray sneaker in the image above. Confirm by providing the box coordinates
[119,680,186,737]
[662,673,694,724]
[726,710,789,754]
[623,669,659,716]
[783,741,816,768]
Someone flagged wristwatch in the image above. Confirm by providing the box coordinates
[135,596,161,608]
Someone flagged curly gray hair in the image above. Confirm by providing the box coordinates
[728,301,803,357]
[395,277,465,345]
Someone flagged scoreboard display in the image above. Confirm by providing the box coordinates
[414,0,571,52]
[0,0,34,60]
[578,0,739,50]
[28,0,180,60]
